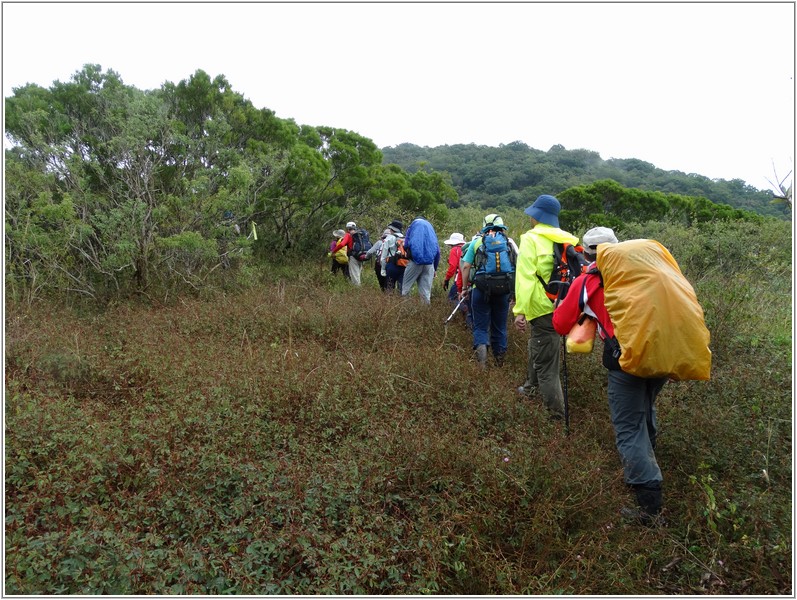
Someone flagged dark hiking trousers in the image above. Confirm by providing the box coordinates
[607,369,667,487]
[529,312,565,418]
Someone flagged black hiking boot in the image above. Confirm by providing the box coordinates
[620,506,668,527]
[622,484,666,527]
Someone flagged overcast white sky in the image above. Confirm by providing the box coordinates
[2,2,794,191]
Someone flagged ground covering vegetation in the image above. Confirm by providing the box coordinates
[4,215,792,594]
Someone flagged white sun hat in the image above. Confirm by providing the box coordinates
[443,232,466,245]
[582,226,618,256]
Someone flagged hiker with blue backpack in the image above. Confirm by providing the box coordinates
[460,214,518,369]
[513,195,580,421]
[401,217,440,304]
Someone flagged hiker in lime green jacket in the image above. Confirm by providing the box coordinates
[513,194,579,420]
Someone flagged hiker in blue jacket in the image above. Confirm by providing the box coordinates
[401,217,440,304]
[460,214,517,369]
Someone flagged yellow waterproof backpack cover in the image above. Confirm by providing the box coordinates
[334,246,349,265]
[596,239,711,381]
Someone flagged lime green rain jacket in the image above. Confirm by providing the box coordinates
[513,224,580,321]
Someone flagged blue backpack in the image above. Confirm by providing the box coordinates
[472,230,516,295]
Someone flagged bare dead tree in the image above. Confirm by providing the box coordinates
[766,161,792,212]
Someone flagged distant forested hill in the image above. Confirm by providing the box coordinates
[381,142,788,219]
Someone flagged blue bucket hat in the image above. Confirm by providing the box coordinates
[524,194,561,227]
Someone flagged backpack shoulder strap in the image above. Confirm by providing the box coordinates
[577,275,589,313]
[472,237,486,266]
[552,242,565,263]
[586,265,603,287]
[577,271,602,311]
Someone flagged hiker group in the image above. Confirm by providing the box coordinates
[329,217,440,302]
[329,194,711,526]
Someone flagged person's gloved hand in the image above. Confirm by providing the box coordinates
[443,279,450,291]
[327,252,332,258]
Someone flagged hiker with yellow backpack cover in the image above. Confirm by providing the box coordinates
[553,227,711,526]
[329,229,350,278]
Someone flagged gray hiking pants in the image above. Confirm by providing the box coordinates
[607,369,667,486]
[528,312,564,418]
[401,261,434,304]
[348,256,363,286]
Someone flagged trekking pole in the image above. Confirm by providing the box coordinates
[444,292,468,325]
[561,333,570,435]
[553,283,571,435]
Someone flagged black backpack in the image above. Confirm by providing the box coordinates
[351,228,372,261]
[536,242,590,303]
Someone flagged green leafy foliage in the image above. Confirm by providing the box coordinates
[5,65,454,302]
[557,179,763,233]
[382,142,788,219]
[5,216,791,594]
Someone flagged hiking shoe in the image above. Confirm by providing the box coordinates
[516,382,538,397]
[620,506,667,528]
[494,353,506,367]
[475,344,488,370]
